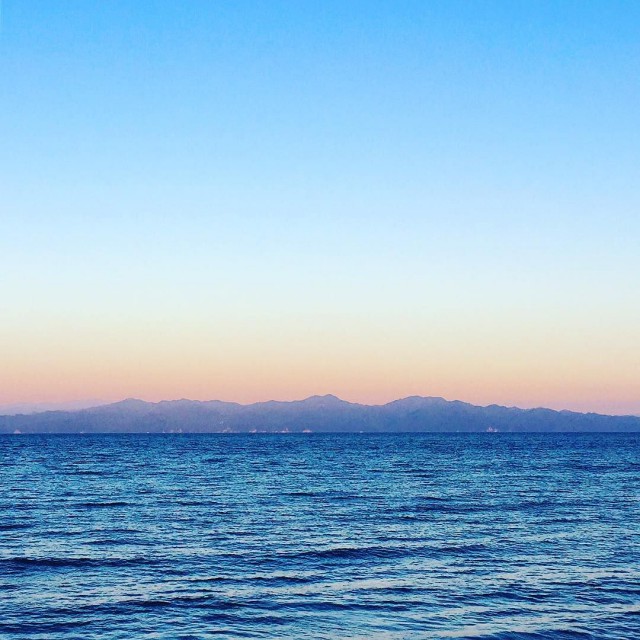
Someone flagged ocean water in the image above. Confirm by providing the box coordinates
[1,433,639,640]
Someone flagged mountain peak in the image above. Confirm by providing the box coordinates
[301,394,345,405]
[89,398,153,414]
[113,398,149,407]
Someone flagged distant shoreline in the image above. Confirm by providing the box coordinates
[2,395,640,434]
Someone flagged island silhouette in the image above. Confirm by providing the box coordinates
[2,395,639,433]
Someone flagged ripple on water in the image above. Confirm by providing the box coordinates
[0,432,639,640]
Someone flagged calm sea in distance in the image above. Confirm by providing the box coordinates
[1,433,639,639]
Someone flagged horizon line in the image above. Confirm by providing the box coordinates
[1,394,639,419]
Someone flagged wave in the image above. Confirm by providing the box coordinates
[2,556,158,569]
[77,501,130,508]
[284,545,410,561]
[0,522,31,531]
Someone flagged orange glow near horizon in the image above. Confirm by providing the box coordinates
[2,325,639,415]
[2,297,639,415]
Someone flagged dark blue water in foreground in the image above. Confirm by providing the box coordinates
[1,433,639,639]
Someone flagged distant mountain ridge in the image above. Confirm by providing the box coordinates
[0,399,106,416]
[1,395,639,433]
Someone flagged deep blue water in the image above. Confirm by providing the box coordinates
[1,433,639,639]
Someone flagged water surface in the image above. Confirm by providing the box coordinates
[1,433,639,639]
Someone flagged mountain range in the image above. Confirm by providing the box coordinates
[1,395,639,433]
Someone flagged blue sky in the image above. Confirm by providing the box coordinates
[1,1,639,412]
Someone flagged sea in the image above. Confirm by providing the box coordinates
[1,433,639,639]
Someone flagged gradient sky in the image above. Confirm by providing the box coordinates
[1,1,639,414]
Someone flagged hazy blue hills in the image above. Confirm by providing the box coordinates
[1,395,639,433]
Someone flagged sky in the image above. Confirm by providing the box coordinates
[1,1,639,414]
